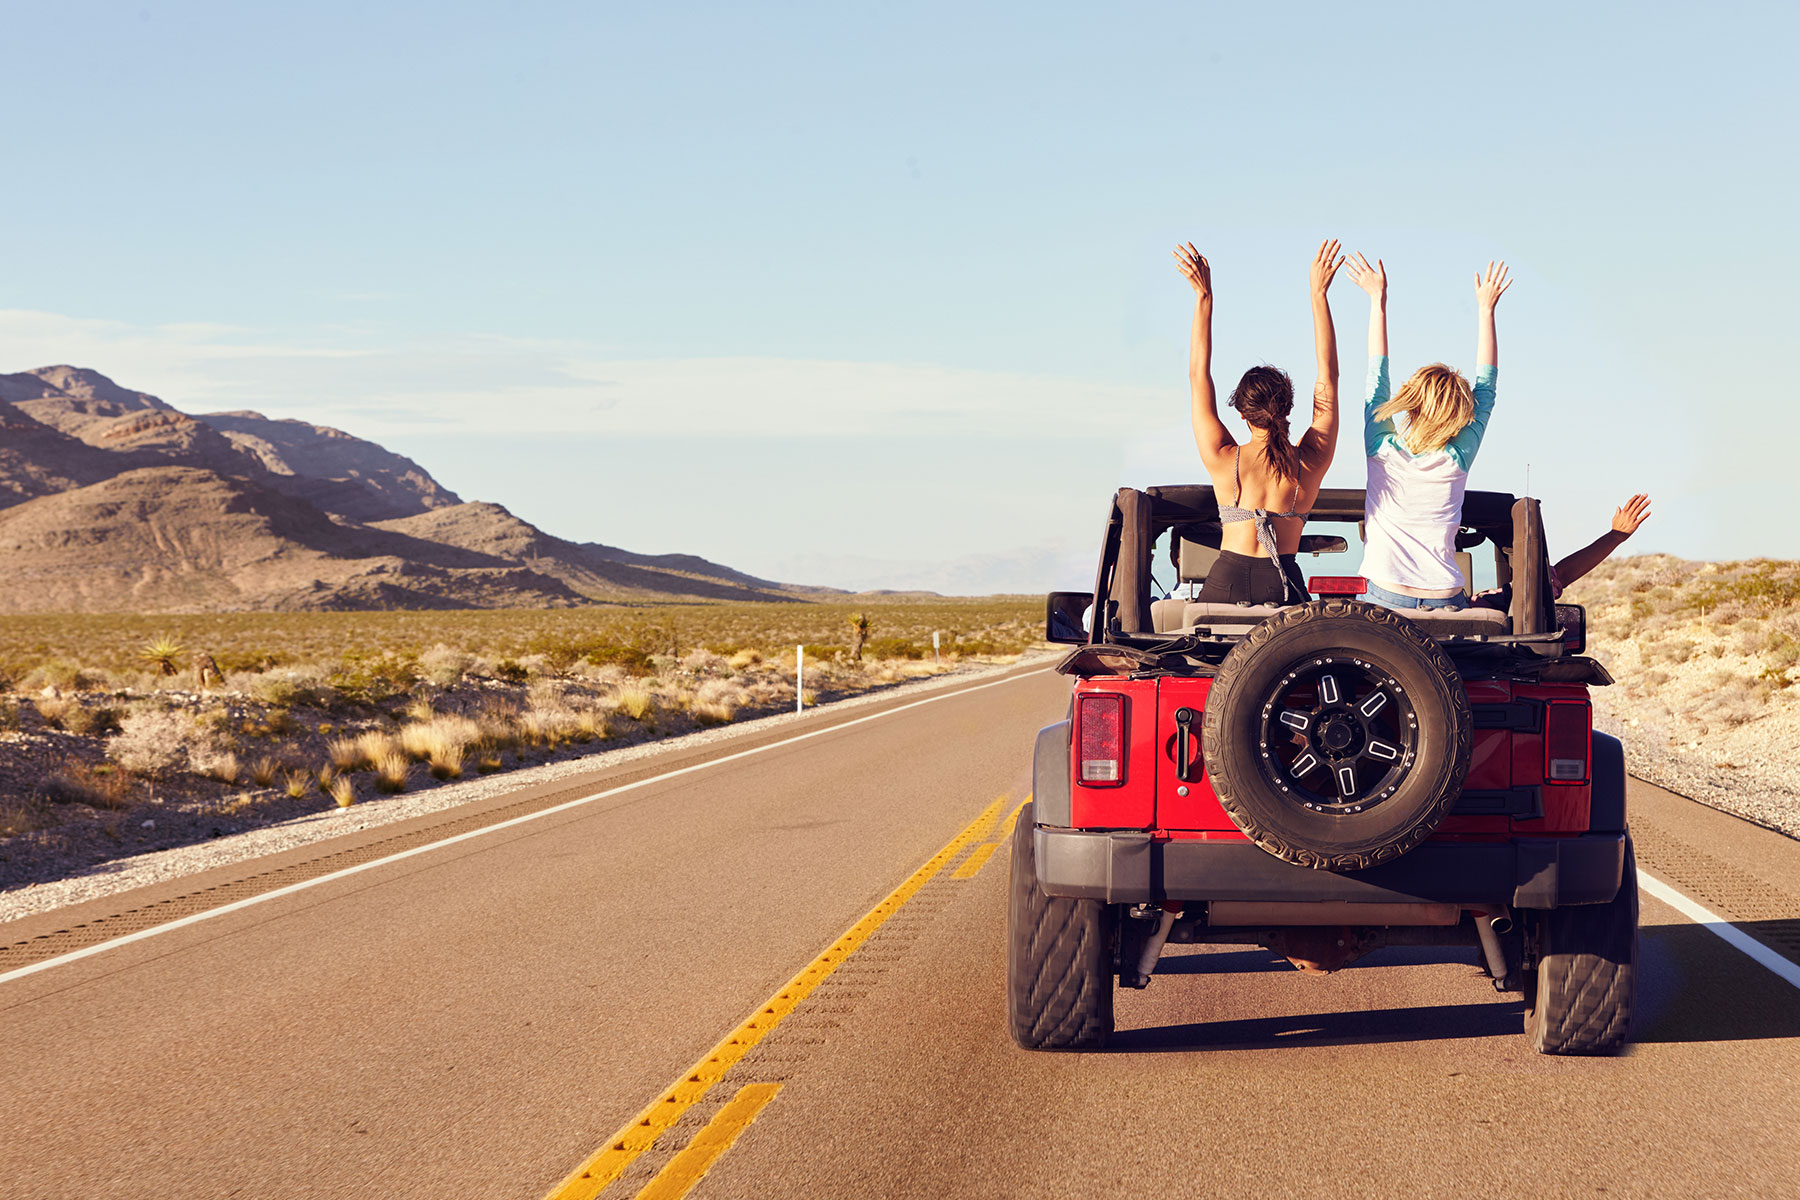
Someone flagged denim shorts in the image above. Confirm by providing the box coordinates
[1364,580,1468,611]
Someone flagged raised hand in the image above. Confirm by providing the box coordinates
[1173,242,1211,299]
[1612,493,1652,536]
[1475,260,1513,311]
[1345,251,1386,301]
[1310,238,1344,296]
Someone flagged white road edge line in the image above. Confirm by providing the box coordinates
[1639,870,1800,991]
[0,668,1052,987]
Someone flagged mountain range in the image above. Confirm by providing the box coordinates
[0,365,832,612]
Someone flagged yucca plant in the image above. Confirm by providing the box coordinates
[139,636,185,677]
[848,613,871,662]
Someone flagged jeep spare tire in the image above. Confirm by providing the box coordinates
[1201,600,1473,871]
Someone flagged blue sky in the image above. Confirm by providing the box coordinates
[2,2,1794,592]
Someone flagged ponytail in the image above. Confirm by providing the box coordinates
[1256,412,1301,482]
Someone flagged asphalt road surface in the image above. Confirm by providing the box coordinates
[3,665,1798,1200]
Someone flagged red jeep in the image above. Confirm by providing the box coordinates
[1011,486,1636,1055]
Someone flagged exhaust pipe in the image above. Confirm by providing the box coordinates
[1123,904,1181,988]
[1471,906,1511,986]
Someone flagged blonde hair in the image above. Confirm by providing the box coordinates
[1373,363,1474,455]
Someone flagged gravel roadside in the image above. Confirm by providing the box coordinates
[0,653,1057,925]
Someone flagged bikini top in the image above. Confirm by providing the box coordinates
[1217,445,1305,603]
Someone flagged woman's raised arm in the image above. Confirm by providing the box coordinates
[1475,259,1511,368]
[1301,238,1344,474]
[1346,251,1393,456]
[1175,243,1232,466]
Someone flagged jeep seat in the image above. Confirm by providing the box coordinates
[1177,601,1511,638]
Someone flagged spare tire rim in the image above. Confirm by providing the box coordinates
[1256,655,1419,815]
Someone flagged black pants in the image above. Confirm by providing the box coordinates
[1200,550,1307,606]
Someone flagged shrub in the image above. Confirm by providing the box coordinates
[0,699,19,731]
[107,707,230,777]
[617,689,654,722]
[63,705,123,737]
[420,643,474,688]
[247,666,337,708]
[727,649,762,670]
[330,652,418,703]
[1643,638,1695,665]
[866,637,928,660]
[34,696,72,728]
[27,660,101,692]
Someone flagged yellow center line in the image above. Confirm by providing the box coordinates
[951,796,1030,880]
[543,792,1011,1200]
[633,1083,782,1200]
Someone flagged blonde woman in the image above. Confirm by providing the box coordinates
[1344,253,1512,610]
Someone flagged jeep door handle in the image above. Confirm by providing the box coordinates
[1174,707,1196,782]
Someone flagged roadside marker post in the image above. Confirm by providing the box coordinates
[933,631,940,664]
[796,645,804,714]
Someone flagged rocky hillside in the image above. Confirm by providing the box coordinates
[1566,555,1800,836]
[0,365,820,612]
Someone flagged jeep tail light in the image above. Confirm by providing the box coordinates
[1077,693,1125,786]
[1544,699,1591,783]
[1310,576,1367,596]
[1555,603,1586,654]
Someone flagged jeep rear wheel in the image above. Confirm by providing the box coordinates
[1526,841,1639,1055]
[1201,600,1473,871]
[1006,803,1115,1049]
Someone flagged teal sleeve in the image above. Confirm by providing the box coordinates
[1363,355,1395,457]
[1446,364,1498,471]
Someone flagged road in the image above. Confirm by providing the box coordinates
[2,665,1798,1199]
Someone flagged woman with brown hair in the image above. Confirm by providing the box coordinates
[1173,238,1344,605]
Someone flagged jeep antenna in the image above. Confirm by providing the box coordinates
[1525,463,1531,499]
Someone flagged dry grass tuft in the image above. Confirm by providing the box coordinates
[204,752,243,785]
[327,737,363,772]
[284,771,311,799]
[373,752,411,794]
[42,764,134,809]
[328,776,357,808]
[249,756,281,787]
[616,689,654,722]
[355,730,398,769]
[0,795,54,835]
[692,701,735,726]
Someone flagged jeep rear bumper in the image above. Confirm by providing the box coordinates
[1034,828,1627,910]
